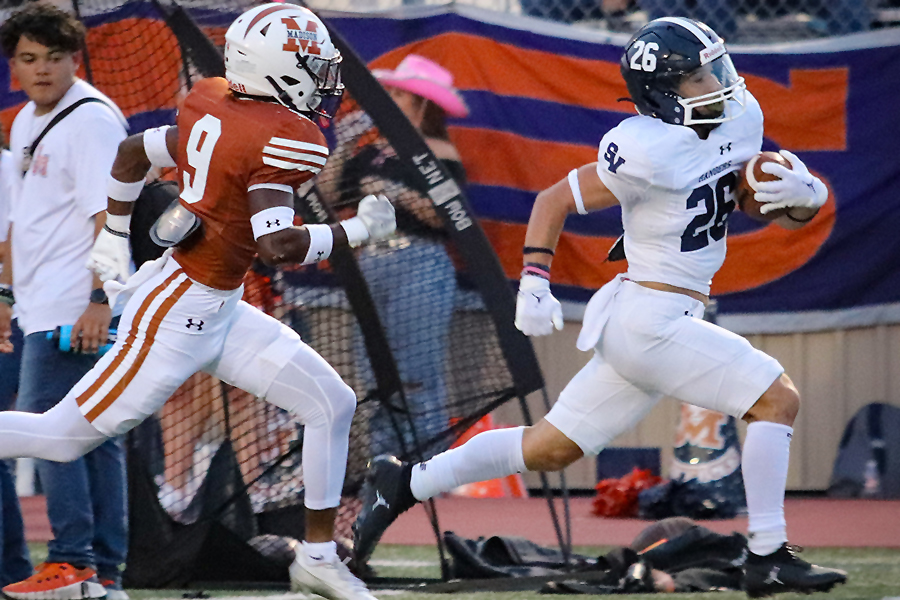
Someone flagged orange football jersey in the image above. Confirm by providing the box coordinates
[173,77,329,290]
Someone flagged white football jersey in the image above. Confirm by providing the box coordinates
[596,92,764,295]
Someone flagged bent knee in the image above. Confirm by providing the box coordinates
[745,374,800,425]
[522,424,583,472]
[313,377,357,427]
[330,381,358,423]
[535,447,582,472]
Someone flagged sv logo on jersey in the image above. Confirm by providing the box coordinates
[603,143,626,174]
[281,17,320,55]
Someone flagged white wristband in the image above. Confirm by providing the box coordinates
[108,176,145,202]
[568,169,587,215]
[302,224,334,265]
[250,206,294,240]
[105,212,131,235]
[340,217,369,248]
[144,126,176,168]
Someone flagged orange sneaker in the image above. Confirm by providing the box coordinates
[2,562,107,600]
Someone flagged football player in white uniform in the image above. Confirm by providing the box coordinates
[353,17,846,597]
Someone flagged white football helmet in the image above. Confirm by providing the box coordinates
[224,2,343,119]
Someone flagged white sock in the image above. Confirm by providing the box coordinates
[410,426,526,501]
[303,540,337,563]
[742,421,792,556]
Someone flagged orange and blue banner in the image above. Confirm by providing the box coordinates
[322,7,900,332]
[2,4,897,332]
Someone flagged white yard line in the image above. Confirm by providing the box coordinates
[368,559,439,568]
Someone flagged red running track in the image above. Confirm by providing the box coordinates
[22,495,900,548]
[380,496,900,548]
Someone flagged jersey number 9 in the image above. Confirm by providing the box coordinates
[181,114,222,205]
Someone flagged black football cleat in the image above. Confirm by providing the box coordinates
[352,455,418,567]
[742,543,847,598]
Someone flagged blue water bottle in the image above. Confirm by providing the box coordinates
[48,325,117,356]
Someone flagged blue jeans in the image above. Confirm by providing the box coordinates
[356,238,455,459]
[0,321,33,586]
[16,329,128,580]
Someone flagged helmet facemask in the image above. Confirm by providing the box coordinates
[265,52,344,121]
[676,54,746,126]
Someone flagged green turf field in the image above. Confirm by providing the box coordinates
[28,543,900,599]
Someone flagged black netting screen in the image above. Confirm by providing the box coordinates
[10,0,542,586]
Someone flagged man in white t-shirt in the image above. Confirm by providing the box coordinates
[353,17,848,598]
[0,5,128,599]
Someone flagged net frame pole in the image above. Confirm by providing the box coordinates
[319,7,573,572]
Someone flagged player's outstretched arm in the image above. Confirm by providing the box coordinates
[253,190,396,267]
[523,162,619,264]
[516,163,619,337]
[88,126,180,282]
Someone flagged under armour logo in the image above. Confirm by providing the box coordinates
[316,250,325,260]
[805,182,816,191]
[373,491,389,510]
[603,142,626,174]
[419,463,427,471]
[266,219,281,228]
[764,567,783,585]
[720,142,732,155]
[186,318,204,330]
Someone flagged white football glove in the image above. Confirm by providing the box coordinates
[515,274,564,337]
[87,226,131,282]
[341,194,397,247]
[754,150,828,215]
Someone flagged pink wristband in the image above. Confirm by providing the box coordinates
[522,265,550,279]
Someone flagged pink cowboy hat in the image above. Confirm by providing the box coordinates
[373,54,469,118]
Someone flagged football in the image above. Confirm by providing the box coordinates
[736,151,792,222]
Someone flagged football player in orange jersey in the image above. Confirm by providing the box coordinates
[0,4,393,599]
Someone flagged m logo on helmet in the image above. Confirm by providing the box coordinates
[281,17,321,55]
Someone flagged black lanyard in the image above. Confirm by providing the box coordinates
[21,97,106,178]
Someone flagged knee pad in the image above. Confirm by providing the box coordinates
[318,377,357,427]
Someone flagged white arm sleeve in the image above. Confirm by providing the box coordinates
[144,126,177,168]
[567,169,588,215]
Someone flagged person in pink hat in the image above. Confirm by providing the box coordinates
[314,54,469,465]
[373,54,469,169]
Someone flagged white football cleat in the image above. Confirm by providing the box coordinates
[289,550,377,600]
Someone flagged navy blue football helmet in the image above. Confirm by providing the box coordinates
[620,17,746,126]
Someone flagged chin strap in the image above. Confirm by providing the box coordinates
[265,75,302,113]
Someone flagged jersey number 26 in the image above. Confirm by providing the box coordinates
[680,171,737,253]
